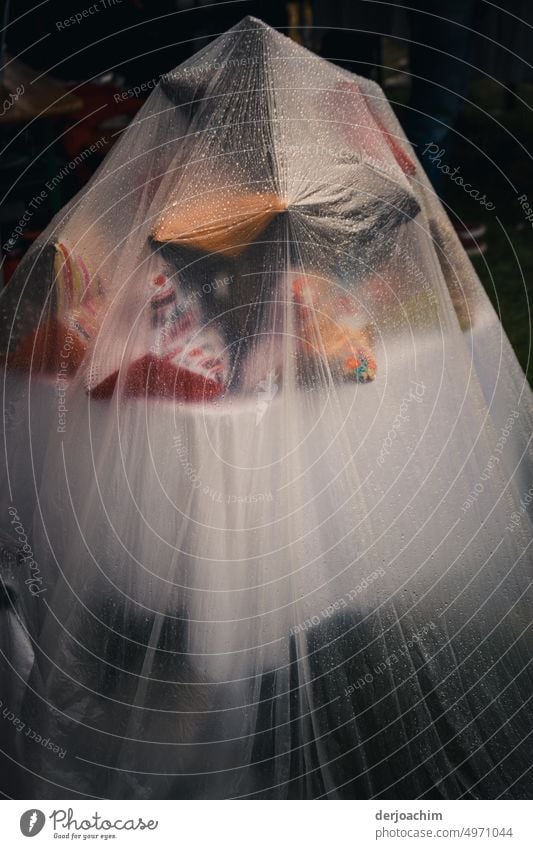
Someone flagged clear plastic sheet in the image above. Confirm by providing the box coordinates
[1,17,532,799]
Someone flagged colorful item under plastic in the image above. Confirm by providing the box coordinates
[1,17,532,800]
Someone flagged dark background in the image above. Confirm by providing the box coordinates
[1,0,531,381]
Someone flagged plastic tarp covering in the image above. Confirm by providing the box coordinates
[1,17,532,800]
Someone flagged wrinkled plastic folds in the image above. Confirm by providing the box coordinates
[1,17,532,799]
